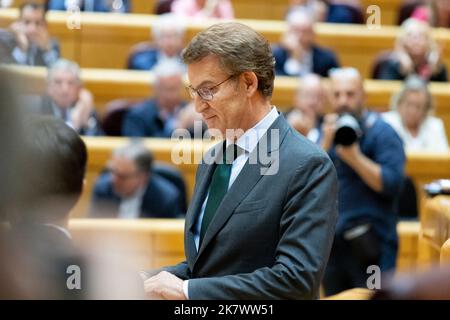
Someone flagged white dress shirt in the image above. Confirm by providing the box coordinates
[183,106,280,299]
[382,111,449,153]
[118,187,145,219]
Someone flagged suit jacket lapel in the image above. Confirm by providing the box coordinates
[194,115,291,266]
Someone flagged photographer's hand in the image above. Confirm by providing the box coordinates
[336,143,383,193]
[320,113,338,152]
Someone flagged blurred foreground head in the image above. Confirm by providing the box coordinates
[13,116,87,225]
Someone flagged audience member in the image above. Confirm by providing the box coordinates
[383,75,449,152]
[171,0,234,19]
[320,68,405,296]
[91,142,183,219]
[273,8,340,77]
[122,61,187,137]
[287,73,327,143]
[377,18,447,82]
[127,13,185,71]
[27,59,102,136]
[47,0,130,13]
[2,2,59,66]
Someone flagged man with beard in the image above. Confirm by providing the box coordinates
[320,68,405,296]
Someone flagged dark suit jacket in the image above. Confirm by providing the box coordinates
[6,223,85,299]
[25,95,103,136]
[121,99,185,138]
[153,114,338,299]
[91,171,182,218]
[0,29,17,64]
[47,0,131,12]
[128,47,160,70]
[377,59,448,82]
[272,45,340,77]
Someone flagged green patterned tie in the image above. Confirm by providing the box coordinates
[200,144,238,244]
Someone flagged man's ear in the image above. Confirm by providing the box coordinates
[242,71,258,97]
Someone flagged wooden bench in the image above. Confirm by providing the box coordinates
[1,9,449,77]
[71,136,450,220]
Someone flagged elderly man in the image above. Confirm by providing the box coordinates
[128,13,185,71]
[122,60,187,137]
[287,73,328,143]
[28,59,101,136]
[91,142,183,219]
[142,22,338,300]
[320,68,405,296]
[272,8,339,77]
[3,2,59,66]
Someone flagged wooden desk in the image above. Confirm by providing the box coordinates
[2,9,450,77]
[67,218,420,276]
[68,218,185,270]
[418,195,450,267]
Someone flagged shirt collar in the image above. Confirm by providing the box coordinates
[226,106,279,154]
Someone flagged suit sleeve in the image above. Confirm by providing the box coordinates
[187,153,338,299]
[142,261,191,281]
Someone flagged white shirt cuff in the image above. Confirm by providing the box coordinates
[12,47,27,64]
[183,280,189,300]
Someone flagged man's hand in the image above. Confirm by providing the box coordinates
[335,142,361,168]
[336,142,383,193]
[9,21,28,52]
[71,88,94,130]
[281,31,305,60]
[320,113,338,151]
[34,25,51,51]
[144,271,187,300]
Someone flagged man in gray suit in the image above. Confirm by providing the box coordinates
[0,2,59,66]
[143,22,338,300]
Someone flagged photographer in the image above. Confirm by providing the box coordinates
[320,68,406,296]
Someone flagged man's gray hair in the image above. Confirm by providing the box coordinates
[182,22,275,98]
[286,7,315,26]
[152,13,186,40]
[153,59,185,81]
[47,59,82,84]
[113,142,154,173]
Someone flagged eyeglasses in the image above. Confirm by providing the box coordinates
[186,75,234,101]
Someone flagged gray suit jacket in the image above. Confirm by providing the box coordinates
[155,114,338,299]
[0,29,59,66]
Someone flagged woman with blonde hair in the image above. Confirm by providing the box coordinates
[378,18,447,82]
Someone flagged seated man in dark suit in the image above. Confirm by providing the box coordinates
[128,13,185,71]
[27,59,102,136]
[7,116,87,299]
[4,2,59,66]
[91,142,183,218]
[122,60,187,137]
[272,8,340,77]
[47,0,130,12]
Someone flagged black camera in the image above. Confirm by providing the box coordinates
[333,113,362,146]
